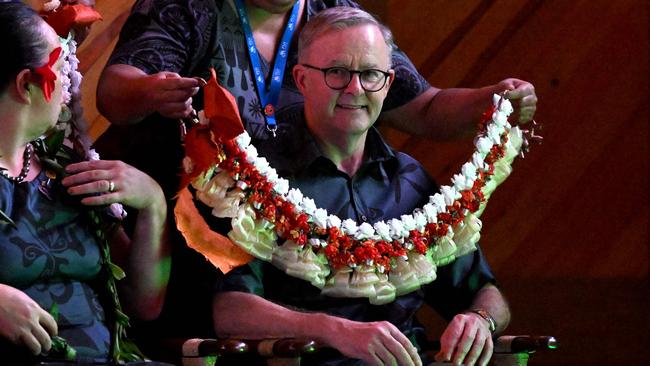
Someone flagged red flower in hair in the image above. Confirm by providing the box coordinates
[33,47,62,102]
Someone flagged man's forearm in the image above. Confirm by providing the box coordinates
[96,64,156,125]
[380,82,519,141]
[212,291,344,344]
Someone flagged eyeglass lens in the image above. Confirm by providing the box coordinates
[325,68,387,92]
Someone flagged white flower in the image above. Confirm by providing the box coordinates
[301,197,317,215]
[472,152,488,172]
[500,98,514,115]
[476,136,493,155]
[413,210,427,230]
[461,162,477,181]
[440,185,459,206]
[43,0,61,12]
[312,208,328,229]
[487,123,503,145]
[327,214,342,229]
[374,221,391,241]
[400,214,416,231]
[235,132,251,149]
[430,193,446,212]
[309,238,322,247]
[286,188,304,206]
[274,178,289,195]
[254,157,270,175]
[87,149,100,161]
[197,110,209,125]
[244,144,258,163]
[388,218,406,239]
[342,219,358,235]
[422,203,438,223]
[182,156,194,174]
[356,222,375,240]
[265,169,279,185]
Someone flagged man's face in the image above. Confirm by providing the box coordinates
[294,24,394,142]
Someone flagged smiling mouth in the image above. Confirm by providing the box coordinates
[336,104,366,110]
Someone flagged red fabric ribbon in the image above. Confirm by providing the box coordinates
[44,4,103,37]
[33,47,62,102]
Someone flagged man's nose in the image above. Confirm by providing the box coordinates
[343,73,364,95]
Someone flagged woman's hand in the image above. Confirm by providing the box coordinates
[62,160,165,210]
[0,284,58,355]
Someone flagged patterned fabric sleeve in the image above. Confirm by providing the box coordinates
[108,0,216,75]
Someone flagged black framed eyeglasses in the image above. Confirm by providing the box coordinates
[301,64,391,92]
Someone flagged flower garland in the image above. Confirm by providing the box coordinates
[47,20,144,365]
[182,90,530,305]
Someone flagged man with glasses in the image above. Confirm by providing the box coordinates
[214,7,509,366]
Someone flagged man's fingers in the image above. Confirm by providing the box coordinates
[163,75,201,91]
[39,311,58,337]
[19,332,42,355]
[477,337,493,366]
[389,327,421,366]
[32,325,52,353]
[463,332,489,366]
[452,325,479,365]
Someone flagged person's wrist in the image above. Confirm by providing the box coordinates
[466,309,497,334]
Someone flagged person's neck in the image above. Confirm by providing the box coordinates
[313,131,368,177]
[244,0,303,61]
[0,110,32,176]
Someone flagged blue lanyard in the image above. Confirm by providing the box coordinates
[235,0,301,137]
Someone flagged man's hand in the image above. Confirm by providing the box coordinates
[435,312,493,366]
[146,71,200,119]
[0,284,58,355]
[327,320,422,366]
[499,78,537,125]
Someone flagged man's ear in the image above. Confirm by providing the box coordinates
[385,69,395,91]
[14,69,33,104]
[292,64,307,95]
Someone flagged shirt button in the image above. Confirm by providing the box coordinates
[361,215,368,222]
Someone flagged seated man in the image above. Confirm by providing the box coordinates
[213,7,509,366]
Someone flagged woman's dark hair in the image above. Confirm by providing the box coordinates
[0,1,49,92]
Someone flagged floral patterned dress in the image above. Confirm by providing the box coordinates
[0,170,111,363]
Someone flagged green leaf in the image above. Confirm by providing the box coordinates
[44,130,66,155]
[49,301,59,321]
[115,308,130,325]
[109,262,126,280]
[0,209,17,229]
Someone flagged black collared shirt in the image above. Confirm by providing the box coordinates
[220,127,496,365]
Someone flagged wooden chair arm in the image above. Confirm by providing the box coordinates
[181,337,320,366]
[494,335,558,354]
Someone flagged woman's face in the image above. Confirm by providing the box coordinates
[30,21,65,136]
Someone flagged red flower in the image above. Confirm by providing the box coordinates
[33,47,61,102]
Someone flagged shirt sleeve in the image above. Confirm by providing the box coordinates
[107,0,216,75]
[423,245,496,321]
[216,259,267,297]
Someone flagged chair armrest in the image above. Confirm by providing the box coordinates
[494,335,558,354]
[181,337,319,361]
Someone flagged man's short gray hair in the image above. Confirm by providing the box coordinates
[298,6,394,63]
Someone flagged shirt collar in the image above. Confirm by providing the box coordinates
[285,123,398,177]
